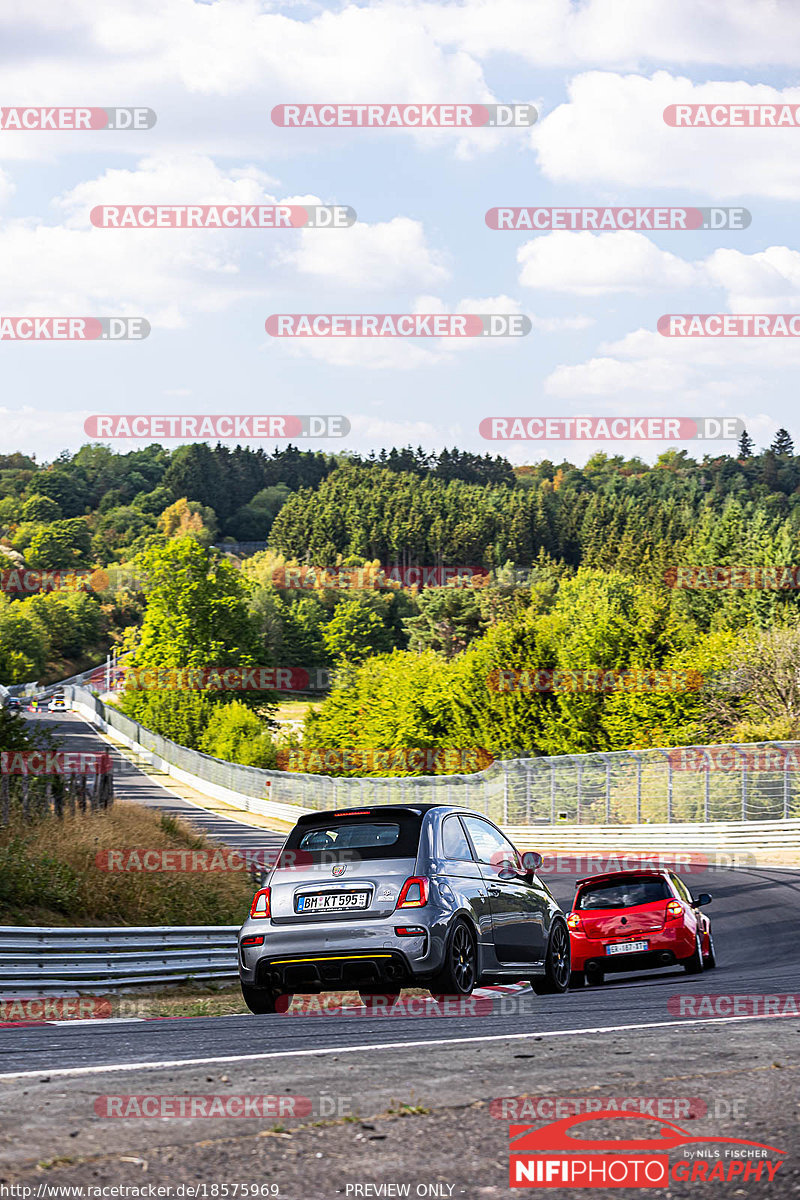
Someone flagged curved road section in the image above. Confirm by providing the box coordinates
[0,710,797,1194]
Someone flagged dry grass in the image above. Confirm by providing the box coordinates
[0,801,254,926]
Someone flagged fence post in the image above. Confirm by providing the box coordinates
[549,763,555,824]
[627,752,642,824]
[502,761,509,824]
[741,750,747,821]
[704,750,710,822]
[784,748,791,819]
[604,757,611,823]
[576,761,582,824]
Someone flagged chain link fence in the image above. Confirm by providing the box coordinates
[65,687,800,826]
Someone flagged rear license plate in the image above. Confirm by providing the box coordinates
[606,939,649,955]
[295,891,370,913]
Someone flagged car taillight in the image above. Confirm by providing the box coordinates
[566,913,584,931]
[240,935,264,947]
[396,877,429,908]
[395,926,426,936]
[666,900,683,918]
[250,887,271,918]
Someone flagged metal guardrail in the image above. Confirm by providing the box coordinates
[67,686,800,825]
[0,926,239,993]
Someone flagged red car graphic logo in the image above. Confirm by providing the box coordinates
[510,1110,784,1155]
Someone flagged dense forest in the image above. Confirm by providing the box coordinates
[1,430,799,770]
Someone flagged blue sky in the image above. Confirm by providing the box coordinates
[3,0,800,465]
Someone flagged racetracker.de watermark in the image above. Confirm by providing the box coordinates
[491,1096,721,1120]
[479,417,743,440]
[269,565,488,589]
[668,993,800,1017]
[94,1095,314,1118]
[276,747,494,773]
[0,568,109,595]
[659,314,800,336]
[0,317,148,340]
[664,103,800,126]
[0,107,155,130]
[271,103,537,127]
[266,314,530,337]
[83,415,349,439]
[95,848,276,872]
[486,207,750,231]
[0,752,112,775]
[665,565,800,589]
[90,205,355,229]
[487,667,704,693]
[274,994,534,1017]
[518,851,755,875]
[667,746,800,773]
[122,666,316,692]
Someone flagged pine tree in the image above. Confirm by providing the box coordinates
[737,428,755,458]
[770,428,794,456]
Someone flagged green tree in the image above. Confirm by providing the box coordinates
[21,494,62,523]
[323,597,394,665]
[26,519,92,570]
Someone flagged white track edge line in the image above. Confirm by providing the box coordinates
[0,1011,797,1082]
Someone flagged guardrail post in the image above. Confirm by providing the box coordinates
[742,752,748,821]
[549,763,555,824]
[604,757,611,823]
[784,748,791,819]
[704,751,710,822]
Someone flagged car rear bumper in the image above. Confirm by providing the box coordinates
[239,916,445,990]
[570,926,695,973]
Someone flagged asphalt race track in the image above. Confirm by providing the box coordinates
[1,710,798,1195]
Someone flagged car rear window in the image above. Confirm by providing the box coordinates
[577,877,671,910]
[280,811,422,863]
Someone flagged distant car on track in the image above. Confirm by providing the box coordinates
[48,694,67,711]
[4,698,22,712]
[566,868,714,987]
[239,803,570,1013]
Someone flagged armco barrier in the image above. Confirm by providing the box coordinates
[0,926,239,994]
[65,686,800,826]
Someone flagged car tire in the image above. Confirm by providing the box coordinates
[569,970,585,989]
[586,966,604,986]
[240,982,285,1014]
[429,918,477,996]
[531,920,571,995]
[682,932,705,974]
[703,929,716,970]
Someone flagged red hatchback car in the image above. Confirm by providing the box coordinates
[566,869,715,987]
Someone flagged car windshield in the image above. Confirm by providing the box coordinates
[577,877,671,909]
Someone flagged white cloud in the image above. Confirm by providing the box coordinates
[518,230,699,294]
[280,217,449,290]
[0,156,449,326]
[532,71,800,199]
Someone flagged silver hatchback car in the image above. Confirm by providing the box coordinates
[238,803,570,1012]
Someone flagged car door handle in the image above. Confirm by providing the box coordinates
[487,886,501,896]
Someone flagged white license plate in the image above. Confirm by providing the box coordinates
[606,939,649,956]
[296,891,370,913]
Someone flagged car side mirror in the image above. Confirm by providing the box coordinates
[521,851,543,872]
[693,892,712,907]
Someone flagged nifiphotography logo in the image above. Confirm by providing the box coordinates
[508,1110,785,1188]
